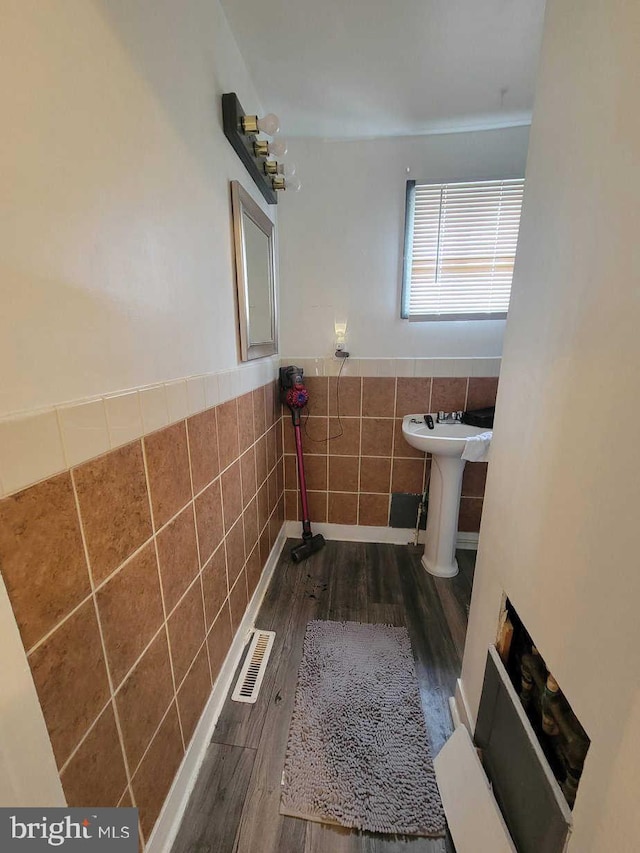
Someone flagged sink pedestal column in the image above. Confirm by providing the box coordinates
[422,455,466,578]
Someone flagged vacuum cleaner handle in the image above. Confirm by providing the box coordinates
[293,420,312,540]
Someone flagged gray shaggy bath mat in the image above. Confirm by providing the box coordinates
[280,620,445,836]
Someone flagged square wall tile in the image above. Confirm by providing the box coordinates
[204,374,220,409]
[60,703,128,808]
[462,461,488,497]
[237,392,255,454]
[362,378,396,417]
[207,607,233,683]
[391,458,426,494]
[394,359,416,377]
[252,387,266,438]
[177,644,212,746]
[187,376,206,416]
[0,472,91,650]
[284,490,298,521]
[167,580,206,685]
[225,518,245,589]
[255,435,268,488]
[358,493,389,527]
[187,408,219,495]
[228,571,248,634]
[115,630,175,772]
[243,499,259,560]
[130,702,184,839]
[246,544,262,600]
[156,505,199,614]
[95,541,164,687]
[326,418,359,456]
[307,491,327,523]
[466,377,499,410]
[194,479,224,566]
[395,378,431,418]
[140,386,169,435]
[201,545,227,628]
[328,492,358,525]
[328,455,359,492]
[328,377,361,417]
[105,392,143,449]
[266,425,277,472]
[74,442,152,585]
[431,378,468,413]
[304,377,328,416]
[240,446,257,507]
[58,400,110,469]
[458,497,483,532]
[361,419,393,457]
[216,400,240,471]
[257,483,269,532]
[28,599,111,767]
[144,422,192,529]
[0,409,66,495]
[264,383,276,430]
[359,457,391,493]
[221,461,243,533]
[303,455,328,491]
[284,455,297,490]
[164,380,188,423]
[393,419,423,459]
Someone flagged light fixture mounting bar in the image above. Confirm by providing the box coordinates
[222,93,277,205]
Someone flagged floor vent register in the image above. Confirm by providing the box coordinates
[231,629,276,704]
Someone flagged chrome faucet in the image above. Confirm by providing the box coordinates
[437,411,463,424]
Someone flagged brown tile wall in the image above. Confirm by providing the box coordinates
[0,381,284,847]
[283,375,498,532]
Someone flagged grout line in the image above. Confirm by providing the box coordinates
[184,418,215,691]
[140,436,186,751]
[68,470,138,806]
[58,695,113,775]
[128,696,180,783]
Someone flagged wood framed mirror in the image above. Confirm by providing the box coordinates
[231,180,278,361]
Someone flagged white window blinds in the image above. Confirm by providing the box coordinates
[402,178,525,320]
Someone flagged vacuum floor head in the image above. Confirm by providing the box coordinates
[291,533,326,563]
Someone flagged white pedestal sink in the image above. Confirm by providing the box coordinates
[402,415,491,578]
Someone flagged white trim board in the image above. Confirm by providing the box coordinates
[146,524,287,853]
[435,725,517,853]
[284,521,479,550]
[0,574,66,807]
[453,677,476,734]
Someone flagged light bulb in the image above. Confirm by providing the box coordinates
[268,136,287,158]
[276,162,297,177]
[285,176,302,193]
[257,113,280,135]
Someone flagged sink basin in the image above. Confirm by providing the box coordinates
[402,414,492,578]
[402,416,488,457]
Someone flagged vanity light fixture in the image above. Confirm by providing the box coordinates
[253,137,287,158]
[222,92,300,204]
[241,111,280,136]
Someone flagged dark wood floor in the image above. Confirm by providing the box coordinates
[172,540,475,853]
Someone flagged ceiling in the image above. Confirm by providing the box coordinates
[220,0,546,138]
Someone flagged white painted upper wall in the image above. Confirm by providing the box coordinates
[0,0,269,418]
[461,0,640,849]
[278,127,530,359]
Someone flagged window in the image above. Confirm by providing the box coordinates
[401,177,525,321]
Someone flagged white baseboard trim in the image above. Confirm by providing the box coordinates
[145,524,288,853]
[284,521,479,550]
[448,696,462,730]
[456,532,480,550]
[453,678,476,735]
